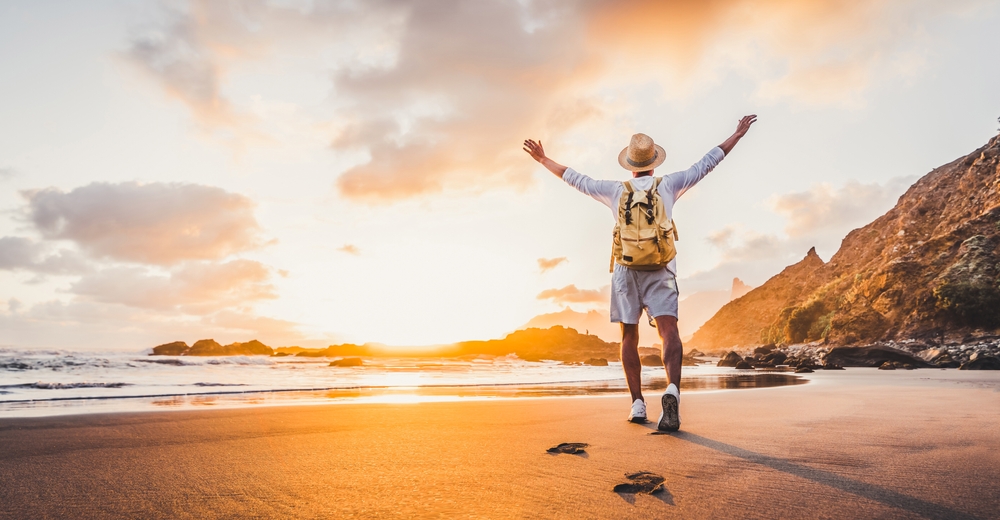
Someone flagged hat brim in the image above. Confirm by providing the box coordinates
[618,144,666,172]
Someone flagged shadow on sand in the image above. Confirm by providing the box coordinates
[644,426,979,520]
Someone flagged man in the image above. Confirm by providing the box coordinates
[522,114,756,431]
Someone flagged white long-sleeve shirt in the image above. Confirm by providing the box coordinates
[562,146,726,276]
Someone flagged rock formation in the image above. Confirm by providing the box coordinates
[329,357,363,367]
[150,339,273,356]
[731,278,753,300]
[151,341,189,356]
[692,135,1000,349]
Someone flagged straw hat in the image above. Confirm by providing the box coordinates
[618,133,666,172]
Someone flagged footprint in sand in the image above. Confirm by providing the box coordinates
[546,442,589,454]
[613,472,665,494]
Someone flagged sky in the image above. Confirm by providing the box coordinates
[1,0,999,351]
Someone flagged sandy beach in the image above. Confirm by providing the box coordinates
[2,370,999,519]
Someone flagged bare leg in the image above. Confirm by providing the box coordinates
[620,323,643,402]
[654,315,682,388]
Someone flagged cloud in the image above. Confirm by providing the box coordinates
[123,0,408,145]
[125,1,603,202]
[329,1,597,202]
[24,182,266,265]
[0,299,314,351]
[537,284,610,305]
[0,167,14,180]
[769,176,917,237]
[682,176,915,292]
[338,244,360,255]
[0,237,90,276]
[68,259,276,313]
[585,0,977,105]
[537,257,568,272]
[126,8,240,128]
[1,179,294,349]
[122,0,975,204]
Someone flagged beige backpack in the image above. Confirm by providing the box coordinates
[610,178,678,272]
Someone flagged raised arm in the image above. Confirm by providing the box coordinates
[523,139,567,178]
[718,115,757,156]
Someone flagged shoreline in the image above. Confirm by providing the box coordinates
[0,369,807,419]
[2,370,999,518]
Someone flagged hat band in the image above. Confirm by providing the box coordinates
[627,150,658,168]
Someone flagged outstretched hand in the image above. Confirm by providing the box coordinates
[719,114,757,156]
[523,139,546,163]
[522,138,568,178]
[735,114,757,137]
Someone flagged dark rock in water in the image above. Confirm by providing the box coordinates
[184,338,273,356]
[681,356,698,366]
[717,351,743,367]
[151,341,189,356]
[295,350,329,357]
[822,363,845,370]
[226,340,273,356]
[878,361,896,370]
[640,354,663,367]
[932,354,960,368]
[917,348,949,363]
[734,360,753,370]
[754,344,776,356]
[687,349,705,357]
[330,357,363,367]
[547,442,589,454]
[825,345,932,368]
[959,356,1000,370]
[794,366,814,373]
[584,358,609,366]
[186,339,225,356]
[761,351,787,366]
[614,472,665,495]
[272,352,290,357]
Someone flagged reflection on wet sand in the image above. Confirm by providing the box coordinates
[1,372,807,416]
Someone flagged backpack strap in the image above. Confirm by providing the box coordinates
[622,181,634,225]
[642,184,657,224]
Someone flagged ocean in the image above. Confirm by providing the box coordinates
[0,349,805,417]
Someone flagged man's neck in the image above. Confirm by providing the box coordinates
[631,171,654,178]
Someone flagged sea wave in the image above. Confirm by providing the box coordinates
[132,358,193,366]
[0,351,128,371]
[0,382,132,390]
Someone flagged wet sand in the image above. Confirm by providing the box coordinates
[1,370,999,519]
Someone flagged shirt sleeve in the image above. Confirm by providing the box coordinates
[660,147,725,202]
[562,167,621,210]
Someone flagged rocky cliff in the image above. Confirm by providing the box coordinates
[691,135,1000,350]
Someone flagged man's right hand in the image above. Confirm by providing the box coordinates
[719,114,757,156]
[734,115,757,138]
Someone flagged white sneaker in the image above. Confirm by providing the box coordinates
[657,384,681,432]
[627,399,647,423]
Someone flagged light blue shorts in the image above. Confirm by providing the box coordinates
[610,265,679,325]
